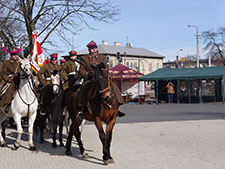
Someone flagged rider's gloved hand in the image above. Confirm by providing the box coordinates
[87,72,94,80]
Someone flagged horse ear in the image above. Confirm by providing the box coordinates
[52,70,58,76]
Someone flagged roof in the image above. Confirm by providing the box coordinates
[109,64,144,80]
[78,44,164,58]
[139,66,225,81]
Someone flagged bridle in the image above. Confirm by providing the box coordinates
[17,62,37,118]
[95,68,112,108]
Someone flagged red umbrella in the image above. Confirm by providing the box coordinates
[109,64,144,92]
[109,64,144,81]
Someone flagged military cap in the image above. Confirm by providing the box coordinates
[87,40,97,49]
[50,53,58,60]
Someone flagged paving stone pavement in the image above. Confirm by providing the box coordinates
[0,119,225,169]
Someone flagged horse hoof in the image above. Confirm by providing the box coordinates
[103,158,114,165]
[65,150,72,156]
[108,158,115,163]
[14,143,20,149]
[0,143,7,147]
[29,146,37,151]
[60,142,64,147]
[82,152,89,159]
[52,142,57,148]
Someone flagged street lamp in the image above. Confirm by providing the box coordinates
[72,28,84,49]
[188,24,200,68]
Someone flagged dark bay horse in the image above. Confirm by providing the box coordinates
[35,70,65,147]
[62,62,119,165]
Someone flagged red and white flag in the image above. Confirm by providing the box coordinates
[30,32,46,73]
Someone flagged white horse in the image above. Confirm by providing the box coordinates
[0,58,38,150]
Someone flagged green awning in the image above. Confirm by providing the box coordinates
[139,66,225,81]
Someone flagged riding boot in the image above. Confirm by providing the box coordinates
[117,111,126,118]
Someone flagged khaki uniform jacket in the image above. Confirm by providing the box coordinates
[1,58,20,83]
[79,54,108,81]
[62,60,78,81]
[78,54,124,105]
[0,58,20,105]
[37,62,61,86]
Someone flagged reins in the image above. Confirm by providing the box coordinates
[17,66,37,121]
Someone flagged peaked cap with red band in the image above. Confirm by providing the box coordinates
[60,59,66,63]
[87,41,97,49]
[10,50,18,56]
[69,50,77,57]
[50,53,58,60]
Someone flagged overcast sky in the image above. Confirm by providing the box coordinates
[54,0,225,62]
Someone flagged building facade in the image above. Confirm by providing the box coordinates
[78,41,164,75]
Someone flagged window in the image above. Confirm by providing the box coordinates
[126,62,129,68]
[156,63,160,69]
[149,63,152,71]
[109,61,113,68]
[134,62,137,70]
[130,62,133,69]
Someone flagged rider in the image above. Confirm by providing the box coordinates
[37,53,62,104]
[0,50,21,113]
[37,53,61,87]
[61,50,83,90]
[76,40,125,120]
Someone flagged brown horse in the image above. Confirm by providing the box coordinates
[63,62,119,165]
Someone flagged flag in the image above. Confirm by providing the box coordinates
[30,32,46,73]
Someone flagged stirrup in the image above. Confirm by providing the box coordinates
[76,111,84,121]
[4,104,10,113]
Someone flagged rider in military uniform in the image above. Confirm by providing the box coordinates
[37,53,62,104]
[61,50,82,90]
[76,41,125,120]
[0,50,20,113]
[60,59,66,66]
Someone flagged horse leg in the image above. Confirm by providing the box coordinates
[52,127,57,148]
[59,117,64,147]
[105,118,116,164]
[1,120,6,139]
[73,121,88,158]
[65,124,74,155]
[94,117,111,164]
[39,114,46,143]
[28,112,37,151]
[13,114,23,149]
[0,114,8,147]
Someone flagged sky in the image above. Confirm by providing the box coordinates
[57,0,225,62]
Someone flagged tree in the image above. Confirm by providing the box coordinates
[0,0,120,57]
[201,27,225,65]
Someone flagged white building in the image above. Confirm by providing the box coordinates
[78,41,164,75]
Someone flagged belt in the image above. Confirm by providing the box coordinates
[68,72,76,75]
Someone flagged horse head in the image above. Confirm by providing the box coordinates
[51,70,61,94]
[19,58,32,77]
[92,62,111,102]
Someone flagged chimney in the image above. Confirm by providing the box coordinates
[114,42,121,46]
[102,40,108,45]
[126,43,132,47]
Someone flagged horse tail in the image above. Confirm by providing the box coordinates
[48,89,68,132]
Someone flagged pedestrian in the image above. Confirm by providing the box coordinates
[166,81,175,104]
